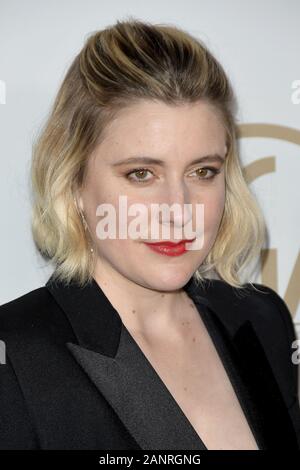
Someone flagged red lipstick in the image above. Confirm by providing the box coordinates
[143,239,196,257]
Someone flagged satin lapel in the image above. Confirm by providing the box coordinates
[232,319,299,449]
[46,275,299,450]
[46,275,207,450]
[198,302,299,449]
[66,325,207,450]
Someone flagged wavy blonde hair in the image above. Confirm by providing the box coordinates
[30,17,266,289]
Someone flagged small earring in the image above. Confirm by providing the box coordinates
[79,208,88,231]
[74,196,95,254]
[74,196,87,230]
[81,215,88,231]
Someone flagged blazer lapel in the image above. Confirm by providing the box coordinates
[46,275,207,450]
[195,296,299,449]
[66,326,207,450]
[45,275,299,450]
[230,320,299,448]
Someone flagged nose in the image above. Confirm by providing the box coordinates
[159,180,193,229]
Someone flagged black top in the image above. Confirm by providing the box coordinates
[0,274,299,450]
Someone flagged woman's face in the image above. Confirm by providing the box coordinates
[78,99,227,291]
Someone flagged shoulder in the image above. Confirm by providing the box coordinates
[200,279,296,343]
[0,286,55,329]
[0,285,70,342]
[0,286,75,449]
[0,284,75,357]
[201,279,299,403]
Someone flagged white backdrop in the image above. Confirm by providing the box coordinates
[0,0,299,336]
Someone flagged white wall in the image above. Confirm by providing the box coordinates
[0,0,299,332]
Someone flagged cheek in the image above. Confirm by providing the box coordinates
[93,191,146,248]
[201,186,225,234]
[205,201,224,232]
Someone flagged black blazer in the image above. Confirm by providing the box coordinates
[0,274,299,450]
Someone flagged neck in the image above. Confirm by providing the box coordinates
[92,261,195,338]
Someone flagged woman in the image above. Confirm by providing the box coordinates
[0,19,299,450]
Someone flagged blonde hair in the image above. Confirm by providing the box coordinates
[30,17,266,289]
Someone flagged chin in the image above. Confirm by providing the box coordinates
[143,267,194,293]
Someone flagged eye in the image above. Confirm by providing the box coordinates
[125,168,154,183]
[125,166,221,184]
[191,167,221,180]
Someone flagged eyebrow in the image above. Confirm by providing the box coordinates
[111,154,226,167]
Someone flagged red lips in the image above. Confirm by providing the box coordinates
[143,238,196,257]
[145,238,195,246]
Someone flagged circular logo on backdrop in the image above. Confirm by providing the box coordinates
[238,123,300,321]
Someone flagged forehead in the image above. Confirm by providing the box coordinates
[94,99,228,164]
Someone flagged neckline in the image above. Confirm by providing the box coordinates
[185,288,262,449]
[120,286,261,450]
[190,297,261,450]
